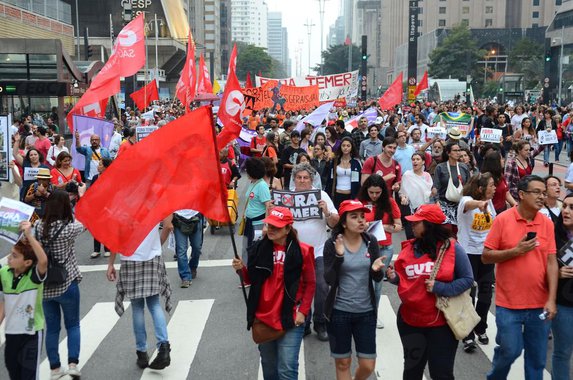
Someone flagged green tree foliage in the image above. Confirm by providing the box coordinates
[508,38,544,89]
[314,44,362,75]
[428,25,485,83]
[235,43,274,81]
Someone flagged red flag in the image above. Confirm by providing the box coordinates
[245,72,253,89]
[130,80,159,110]
[175,31,197,110]
[75,107,229,256]
[66,14,146,131]
[216,46,244,149]
[414,71,429,97]
[378,73,403,110]
[227,44,238,77]
[196,53,213,94]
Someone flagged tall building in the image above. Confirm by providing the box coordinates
[231,0,268,48]
[268,12,289,76]
[327,16,345,47]
[220,0,232,75]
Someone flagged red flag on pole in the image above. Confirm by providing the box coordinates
[75,106,229,256]
[66,14,146,131]
[175,31,197,110]
[227,44,238,77]
[378,73,403,110]
[197,53,213,94]
[216,44,244,149]
[245,72,253,89]
[130,80,159,110]
[414,71,429,97]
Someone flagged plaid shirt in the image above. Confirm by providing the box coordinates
[351,128,369,151]
[36,220,84,299]
[115,255,172,316]
[503,145,544,200]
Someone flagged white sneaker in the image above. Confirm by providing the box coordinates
[103,251,111,257]
[377,319,384,329]
[50,368,66,380]
[67,363,81,377]
[90,252,101,259]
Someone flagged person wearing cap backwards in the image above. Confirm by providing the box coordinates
[386,204,474,380]
[323,199,386,380]
[232,207,316,380]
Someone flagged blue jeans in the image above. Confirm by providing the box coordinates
[43,281,81,369]
[374,246,393,308]
[258,325,305,380]
[487,306,551,380]
[173,215,204,281]
[131,295,169,352]
[555,140,564,160]
[551,304,573,380]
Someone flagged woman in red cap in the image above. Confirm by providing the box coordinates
[387,204,474,380]
[323,199,386,380]
[232,206,316,380]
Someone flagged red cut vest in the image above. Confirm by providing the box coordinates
[220,161,232,186]
[395,239,456,327]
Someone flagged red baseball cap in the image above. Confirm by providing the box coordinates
[263,207,294,228]
[405,204,446,224]
[338,200,371,217]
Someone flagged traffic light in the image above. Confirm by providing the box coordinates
[545,50,552,62]
[87,45,93,58]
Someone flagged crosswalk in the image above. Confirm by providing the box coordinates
[0,291,557,379]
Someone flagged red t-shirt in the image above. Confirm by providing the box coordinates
[34,138,52,164]
[361,156,402,193]
[50,168,83,186]
[250,136,266,158]
[363,198,401,246]
[492,177,509,212]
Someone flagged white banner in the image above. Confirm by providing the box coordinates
[480,128,503,143]
[538,130,558,145]
[256,71,359,102]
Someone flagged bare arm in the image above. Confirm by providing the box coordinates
[482,236,536,264]
[21,221,48,276]
[12,135,23,167]
[160,215,173,245]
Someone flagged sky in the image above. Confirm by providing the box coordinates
[266,0,341,77]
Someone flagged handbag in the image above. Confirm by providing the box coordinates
[251,318,286,344]
[173,213,200,235]
[430,239,480,340]
[445,162,464,203]
[36,223,68,287]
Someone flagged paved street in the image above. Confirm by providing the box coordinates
[0,159,570,380]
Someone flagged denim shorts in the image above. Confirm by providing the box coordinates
[327,308,377,359]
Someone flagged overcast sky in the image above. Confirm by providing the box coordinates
[267,0,341,77]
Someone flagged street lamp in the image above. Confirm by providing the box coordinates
[316,0,329,75]
[304,20,315,75]
[553,26,565,105]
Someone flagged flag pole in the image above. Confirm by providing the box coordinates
[144,12,148,113]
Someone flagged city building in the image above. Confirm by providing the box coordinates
[326,16,345,47]
[231,0,268,48]
[268,12,289,76]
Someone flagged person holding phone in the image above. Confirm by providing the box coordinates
[482,175,559,380]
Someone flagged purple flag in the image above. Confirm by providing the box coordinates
[71,115,114,171]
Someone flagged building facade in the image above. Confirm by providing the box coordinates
[231,0,268,48]
[268,12,289,76]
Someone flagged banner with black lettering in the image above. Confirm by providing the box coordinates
[558,240,573,267]
[272,189,322,221]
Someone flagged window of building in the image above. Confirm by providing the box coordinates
[439,7,446,14]
[485,6,493,13]
[532,11,539,18]
[461,19,469,26]
[485,19,493,27]
[418,20,423,27]
[439,19,446,27]
[462,7,470,14]
[532,23,539,27]
[533,0,540,4]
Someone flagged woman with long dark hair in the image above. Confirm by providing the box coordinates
[37,189,86,379]
[387,204,473,379]
[232,207,316,380]
[323,200,385,380]
[504,140,543,201]
[326,137,362,208]
[13,134,48,201]
[325,126,341,154]
[481,151,516,214]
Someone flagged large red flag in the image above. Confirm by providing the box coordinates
[66,14,146,131]
[227,44,238,77]
[245,72,253,89]
[197,53,213,94]
[130,80,159,110]
[175,32,197,109]
[216,45,244,149]
[75,107,229,256]
[414,71,429,97]
[378,73,403,110]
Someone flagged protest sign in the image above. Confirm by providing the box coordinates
[272,189,322,221]
[367,220,386,242]
[0,198,34,244]
[427,126,447,140]
[71,115,114,171]
[256,71,359,102]
[0,115,11,181]
[480,128,503,143]
[243,81,319,112]
[538,130,558,145]
[136,126,158,141]
[558,240,573,267]
[436,112,473,137]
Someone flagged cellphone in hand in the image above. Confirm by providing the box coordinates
[526,232,537,241]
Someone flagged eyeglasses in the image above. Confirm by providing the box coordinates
[522,190,548,197]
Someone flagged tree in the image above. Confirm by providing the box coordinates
[314,44,362,75]
[508,38,544,89]
[235,43,274,81]
[428,24,485,84]
[270,57,288,78]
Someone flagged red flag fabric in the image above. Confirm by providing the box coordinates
[175,31,197,110]
[245,72,253,89]
[378,73,403,110]
[216,44,244,149]
[414,71,429,97]
[227,44,238,77]
[66,14,146,131]
[75,107,229,256]
[130,80,159,111]
[197,53,213,94]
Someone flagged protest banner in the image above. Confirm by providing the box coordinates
[136,126,158,141]
[272,189,322,221]
[436,112,473,137]
[0,115,11,181]
[243,81,319,112]
[538,130,558,145]
[558,240,573,267]
[480,128,503,143]
[427,126,447,140]
[0,198,34,244]
[256,70,359,102]
[71,115,114,171]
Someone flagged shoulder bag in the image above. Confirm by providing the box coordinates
[445,162,464,203]
[251,318,286,344]
[430,239,480,340]
[36,223,68,287]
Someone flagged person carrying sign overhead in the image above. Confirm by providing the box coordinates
[74,131,111,184]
